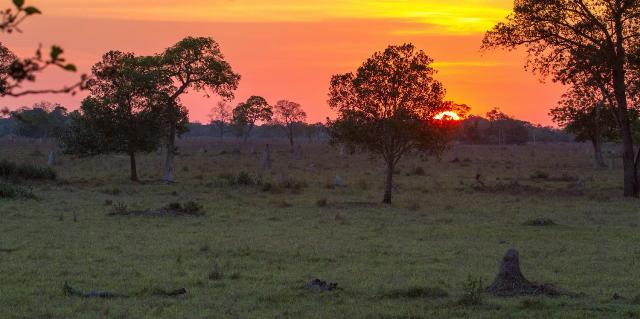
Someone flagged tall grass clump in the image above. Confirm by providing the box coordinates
[0,159,57,181]
[0,181,35,199]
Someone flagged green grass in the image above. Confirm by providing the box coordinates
[0,139,639,318]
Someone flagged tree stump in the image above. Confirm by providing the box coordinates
[486,249,562,297]
[47,150,57,166]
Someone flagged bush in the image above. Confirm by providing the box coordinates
[410,166,426,176]
[0,182,35,199]
[110,202,130,215]
[530,170,549,180]
[0,159,56,181]
[316,198,328,207]
[386,286,449,299]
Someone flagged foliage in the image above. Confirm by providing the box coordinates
[232,96,272,140]
[0,1,86,97]
[209,100,232,138]
[10,101,69,138]
[59,51,168,181]
[0,159,56,180]
[328,43,456,203]
[0,180,34,199]
[157,36,241,182]
[457,276,484,306]
[482,0,640,196]
[272,100,307,148]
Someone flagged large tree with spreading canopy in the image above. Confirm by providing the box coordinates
[328,43,456,204]
[482,0,640,197]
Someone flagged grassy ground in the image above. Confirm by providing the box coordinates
[1,138,639,318]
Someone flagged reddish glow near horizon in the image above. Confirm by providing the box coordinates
[0,0,566,125]
[434,111,461,121]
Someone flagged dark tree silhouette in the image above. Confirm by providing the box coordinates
[60,51,168,181]
[550,86,622,169]
[273,100,306,150]
[328,43,455,204]
[209,100,232,139]
[482,0,640,197]
[232,96,272,142]
[158,37,241,183]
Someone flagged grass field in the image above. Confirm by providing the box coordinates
[1,138,639,318]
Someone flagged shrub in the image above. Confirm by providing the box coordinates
[181,201,204,214]
[530,170,549,180]
[316,198,328,207]
[208,262,224,281]
[457,276,483,306]
[386,286,449,299]
[111,202,130,215]
[0,159,56,181]
[236,171,255,186]
[0,182,35,199]
[410,166,426,176]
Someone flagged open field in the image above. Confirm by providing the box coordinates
[1,138,639,318]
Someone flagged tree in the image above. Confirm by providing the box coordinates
[158,37,241,183]
[328,43,455,204]
[0,1,86,97]
[550,86,620,169]
[11,101,68,138]
[482,0,640,197]
[209,100,232,139]
[273,100,307,150]
[60,51,167,181]
[232,96,272,142]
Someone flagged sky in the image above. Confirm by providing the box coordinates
[1,0,565,125]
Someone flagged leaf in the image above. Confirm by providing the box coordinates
[50,46,63,61]
[13,0,24,9]
[23,6,41,15]
[62,64,77,72]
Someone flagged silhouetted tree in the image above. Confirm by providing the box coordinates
[209,100,232,139]
[328,43,455,204]
[482,0,640,197]
[60,51,167,181]
[158,37,240,183]
[232,96,272,142]
[550,86,620,169]
[11,101,68,138]
[273,100,306,150]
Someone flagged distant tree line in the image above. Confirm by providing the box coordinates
[458,108,572,145]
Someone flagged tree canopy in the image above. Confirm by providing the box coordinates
[60,51,168,181]
[328,43,455,203]
[482,0,640,197]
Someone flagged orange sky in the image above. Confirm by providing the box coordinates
[1,0,565,125]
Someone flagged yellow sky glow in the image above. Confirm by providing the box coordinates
[45,0,511,34]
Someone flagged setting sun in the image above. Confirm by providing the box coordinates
[434,111,461,121]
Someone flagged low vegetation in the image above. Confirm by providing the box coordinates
[1,139,639,318]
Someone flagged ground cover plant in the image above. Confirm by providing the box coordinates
[1,138,639,318]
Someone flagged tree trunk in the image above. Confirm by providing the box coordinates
[288,125,294,151]
[383,161,394,204]
[612,18,638,197]
[592,139,607,170]
[612,69,638,197]
[592,102,607,170]
[129,152,138,182]
[163,125,176,183]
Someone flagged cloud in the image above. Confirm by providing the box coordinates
[42,0,510,34]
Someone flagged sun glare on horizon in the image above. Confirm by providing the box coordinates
[434,111,461,121]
